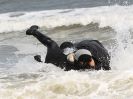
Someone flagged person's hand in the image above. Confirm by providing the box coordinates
[26,25,39,35]
[67,53,75,63]
[34,55,42,62]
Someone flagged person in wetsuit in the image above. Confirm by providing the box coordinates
[26,25,66,69]
[60,40,111,70]
[26,25,111,71]
[78,40,111,70]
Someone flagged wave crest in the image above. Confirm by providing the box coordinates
[0,5,133,33]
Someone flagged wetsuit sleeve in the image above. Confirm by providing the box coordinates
[91,40,105,48]
[94,56,111,70]
[101,57,111,70]
[33,30,56,48]
[64,61,74,71]
[92,40,111,70]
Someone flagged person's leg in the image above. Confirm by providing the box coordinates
[26,25,56,47]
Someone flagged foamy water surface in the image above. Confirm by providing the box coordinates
[0,5,133,99]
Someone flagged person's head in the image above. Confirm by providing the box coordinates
[60,42,76,55]
[74,49,95,69]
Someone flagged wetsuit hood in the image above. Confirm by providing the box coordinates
[60,42,75,55]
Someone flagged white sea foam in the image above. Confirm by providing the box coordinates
[0,5,133,33]
[1,70,133,99]
[1,5,133,99]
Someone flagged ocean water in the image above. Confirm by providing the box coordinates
[0,0,133,99]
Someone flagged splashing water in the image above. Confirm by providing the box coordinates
[0,5,133,99]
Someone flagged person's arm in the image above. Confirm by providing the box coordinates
[95,57,111,70]
[91,40,111,70]
[26,25,57,48]
[102,58,111,70]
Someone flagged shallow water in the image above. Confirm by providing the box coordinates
[0,1,133,99]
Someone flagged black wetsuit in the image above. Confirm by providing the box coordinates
[75,40,111,70]
[30,30,67,69]
[26,26,110,71]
